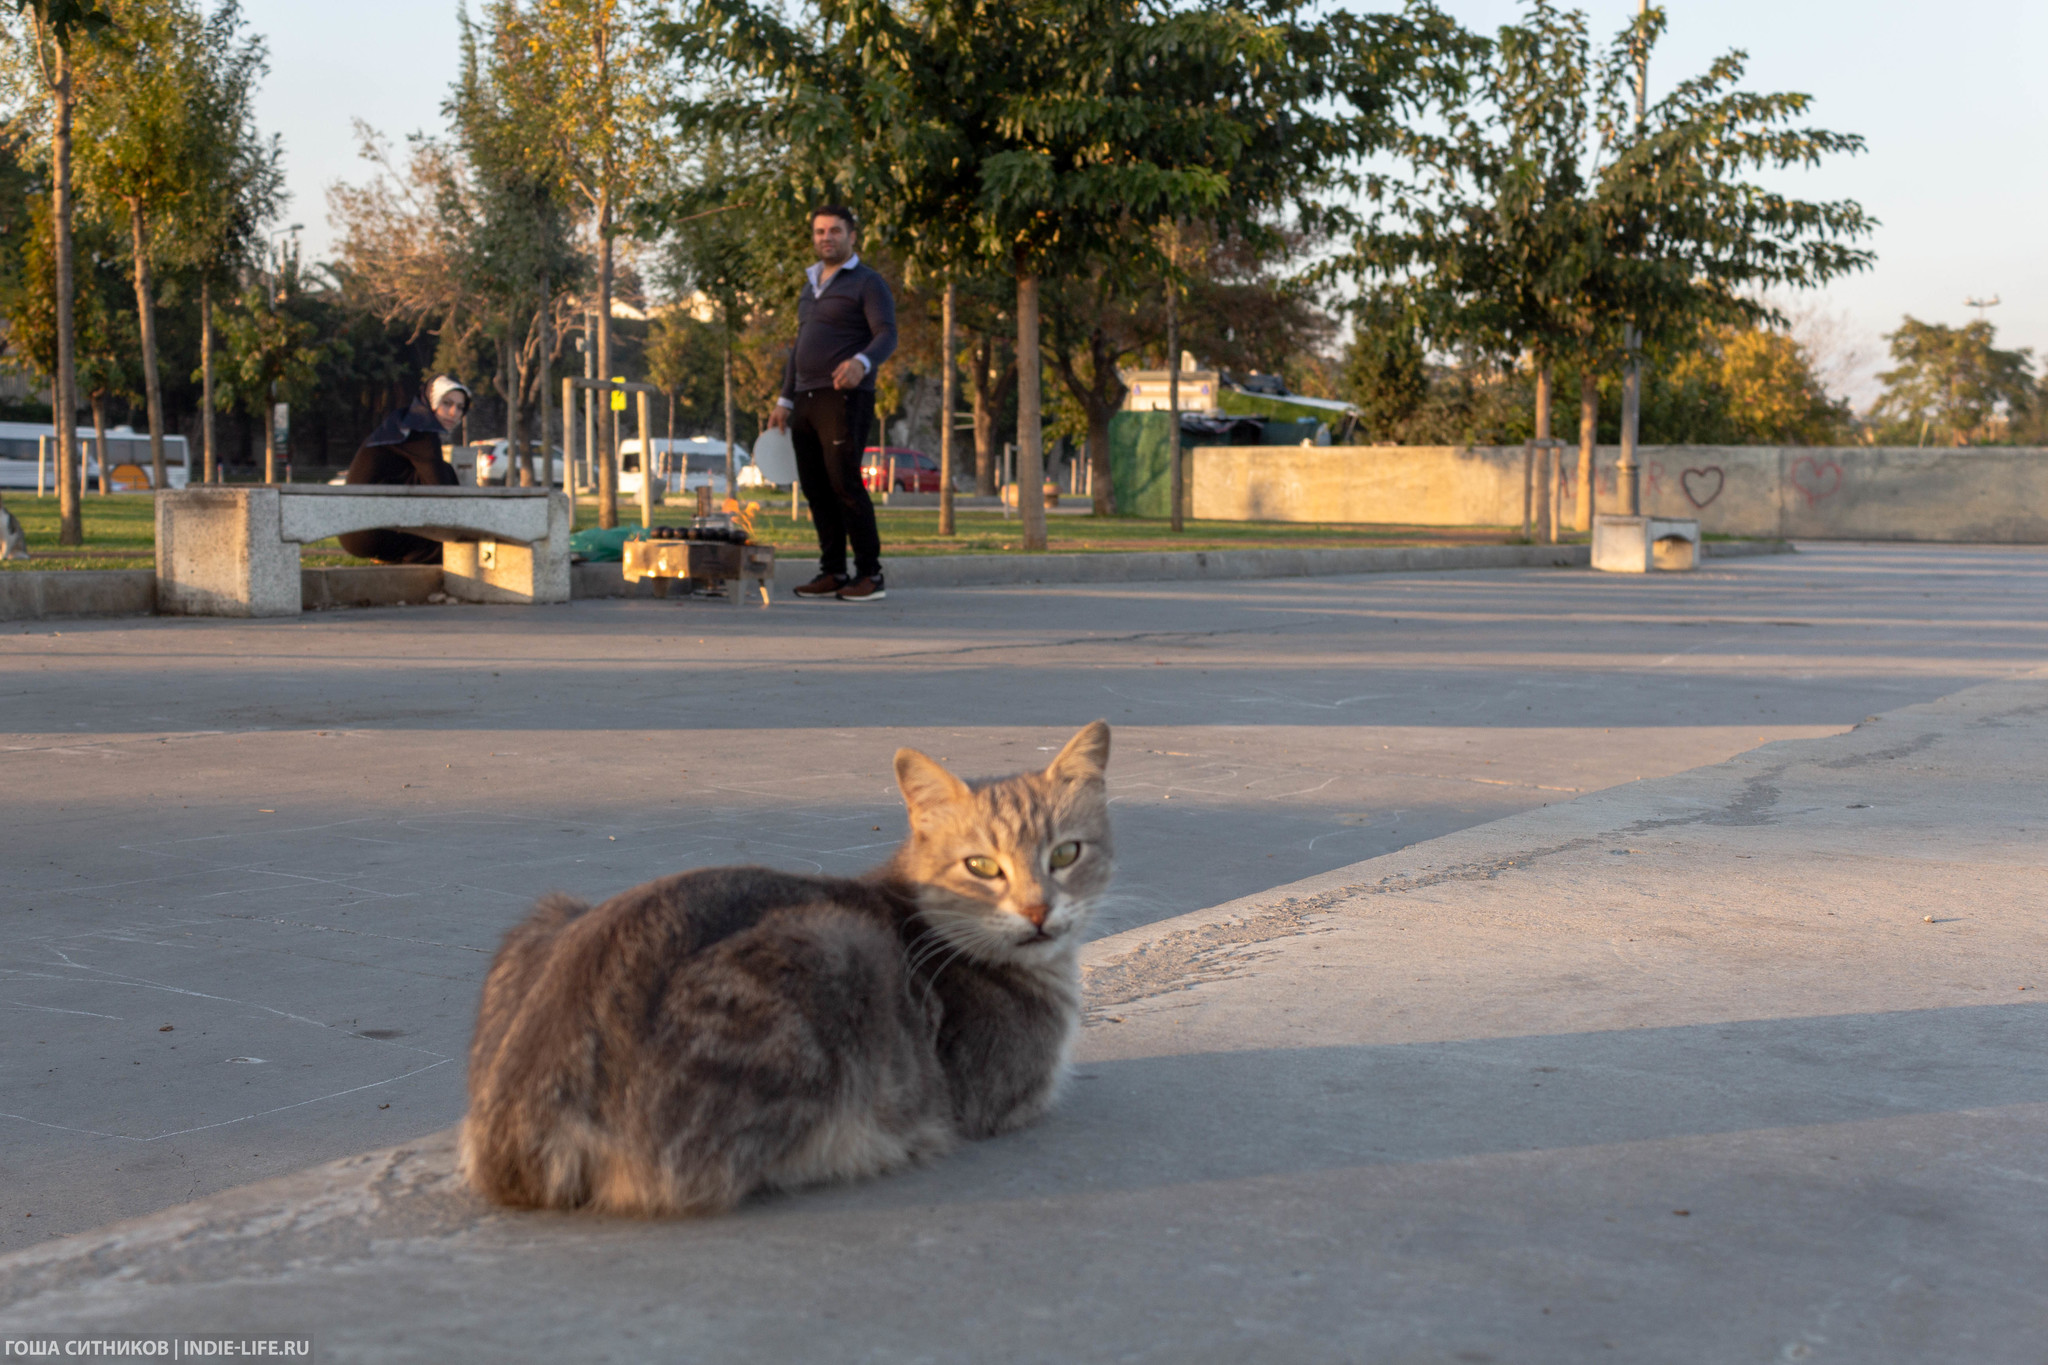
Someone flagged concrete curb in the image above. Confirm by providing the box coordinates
[575,538,1793,599]
[0,539,1797,619]
[0,569,155,621]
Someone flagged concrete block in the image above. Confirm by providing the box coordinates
[443,491,571,604]
[156,487,299,616]
[1593,514,1700,573]
[0,569,157,621]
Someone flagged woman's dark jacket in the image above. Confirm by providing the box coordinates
[337,402,459,564]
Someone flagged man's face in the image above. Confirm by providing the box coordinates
[812,215,853,265]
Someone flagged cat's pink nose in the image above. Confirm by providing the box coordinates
[1016,903,1049,928]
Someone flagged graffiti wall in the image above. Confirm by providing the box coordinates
[1189,444,2048,542]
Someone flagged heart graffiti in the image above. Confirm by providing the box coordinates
[1680,466,1725,509]
[1791,456,1843,507]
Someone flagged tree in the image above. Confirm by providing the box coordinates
[515,0,667,527]
[1342,293,1428,441]
[450,0,587,486]
[74,0,258,489]
[669,0,1464,548]
[212,247,325,479]
[1347,1,1873,525]
[4,0,110,543]
[1871,317,2034,447]
[646,138,787,495]
[161,0,278,484]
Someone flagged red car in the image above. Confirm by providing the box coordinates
[861,446,943,493]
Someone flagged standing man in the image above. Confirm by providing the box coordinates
[769,206,897,602]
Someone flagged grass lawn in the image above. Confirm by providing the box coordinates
[0,490,1547,571]
[1,493,375,570]
[577,500,1533,557]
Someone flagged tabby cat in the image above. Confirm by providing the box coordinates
[460,721,1113,1215]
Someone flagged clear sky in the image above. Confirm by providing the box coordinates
[243,0,2048,404]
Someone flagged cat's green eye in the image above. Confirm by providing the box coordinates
[963,855,1002,879]
[1048,841,1082,870]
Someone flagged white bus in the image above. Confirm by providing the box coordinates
[0,421,192,491]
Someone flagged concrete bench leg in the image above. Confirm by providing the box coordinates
[156,487,301,617]
[442,492,571,604]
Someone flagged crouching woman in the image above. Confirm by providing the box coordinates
[338,375,472,565]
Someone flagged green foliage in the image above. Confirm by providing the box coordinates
[1870,317,2034,446]
[664,0,1468,287]
[211,250,330,420]
[1342,294,1429,440]
[1346,0,1874,422]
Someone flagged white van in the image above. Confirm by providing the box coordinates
[0,421,191,490]
[619,436,751,499]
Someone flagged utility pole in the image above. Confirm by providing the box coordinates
[1965,295,2001,323]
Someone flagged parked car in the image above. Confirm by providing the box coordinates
[475,440,565,486]
[860,446,943,493]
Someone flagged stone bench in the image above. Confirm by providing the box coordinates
[156,485,571,617]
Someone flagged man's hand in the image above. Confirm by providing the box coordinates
[767,405,791,432]
[832,358,866,391]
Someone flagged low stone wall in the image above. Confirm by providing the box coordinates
[0,569,156,621]
[1191,444,2048,542]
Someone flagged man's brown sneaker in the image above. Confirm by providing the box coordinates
[835,574,887,603]
[794,572,848,599]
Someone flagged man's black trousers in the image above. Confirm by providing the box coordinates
[790,387,882,580]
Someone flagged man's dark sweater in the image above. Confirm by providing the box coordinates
[780,258,897,400]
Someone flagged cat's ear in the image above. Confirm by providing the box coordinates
[1045,720,1111,786]
[895,748,971,812]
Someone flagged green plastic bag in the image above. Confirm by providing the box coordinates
[568,526,645,563]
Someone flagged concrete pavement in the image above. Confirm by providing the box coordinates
[1,650,2042,1360]
[1,542,2045,1353]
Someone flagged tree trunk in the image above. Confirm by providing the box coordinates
[723,333,735,499]
[536,282,553,489]
[201,279,216,483]
[1086,400,1113,517]
[508,316,530,487]
[596,189,617,529]
[127,203,168,490]
[1576,367,1597,532]
[1015,267,1045,552]
[52,39,79,544]
[971,335,996,496]
[1166,274,1182,533]
[91,389,108,496]
[939,282,956,536]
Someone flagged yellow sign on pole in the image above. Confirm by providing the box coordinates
[610,377,626,412]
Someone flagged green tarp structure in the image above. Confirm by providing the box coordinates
[1107,411,1323,517]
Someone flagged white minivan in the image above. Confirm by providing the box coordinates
[619,436,752,499]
